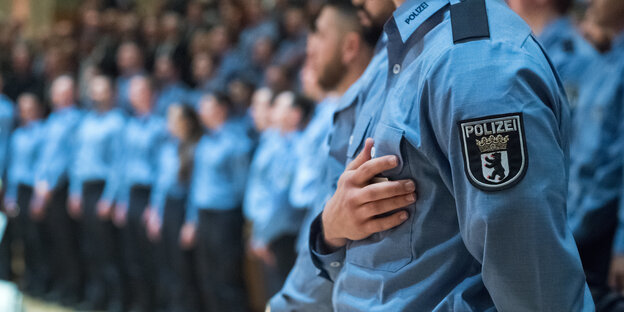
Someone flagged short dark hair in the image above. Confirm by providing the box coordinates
[553,0,573,14]
[291,93,315,127]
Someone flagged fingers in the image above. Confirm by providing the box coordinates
[351,155,399,185]
[358,179,416,204]
[346,138,374,170]
[359,193,415,219]
[363,210,409,234]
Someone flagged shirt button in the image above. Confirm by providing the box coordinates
[371,147,376,158]
[393,64,401,74]
[349,135,354,145]
[330,261,341,268]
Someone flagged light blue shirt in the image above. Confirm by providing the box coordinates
[186,119,253,222]
[245,130,302,246]
[568,33,624,252]
[0,95,14,179]
[151,138,192,218]
[70,109,125,198]
[4,121,44,200]
[538,17,597,112]
[309,1,593,310]
[269,30,390,312]
[35,106,82,190]
[154,82,189,117]
[115,72,144,114]
[289,97,338,210]
[112,113,166,206]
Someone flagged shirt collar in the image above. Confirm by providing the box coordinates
[392,0,450,43]
[611,31,624,54]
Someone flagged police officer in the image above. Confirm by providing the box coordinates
[110,75,166,312]
[246,91,313,300]
[566,0,624,309]
[153,53,189,117]
[30,75,84,305]
[115,42,146,115]
[3,93,45,295]
[180,92,252,312]
[508,0,597,112]
[311,0,593,310]
[145,103,203,312]
[268,1,378,310]
[69,75,125,311]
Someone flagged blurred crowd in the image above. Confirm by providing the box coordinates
[0,0,622,311]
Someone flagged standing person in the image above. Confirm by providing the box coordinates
[153,53,189,117]
[269,1,376,310]
[507,0,597,111]
[310,0,593,310]
[69,75,125,311]
[245,91,313,301]
[115,41,145,115]
[566,0,624,310]
[180,92,252,312]
[2,94,46,296]
[146,103,203,312]
[111,76,166,312]
[30,75,84,306]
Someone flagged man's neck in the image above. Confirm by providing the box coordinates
[335,51,374,95]
[519,8,560,36]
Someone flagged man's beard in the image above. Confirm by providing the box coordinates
[317,53,347,91]
[354,5,386,46]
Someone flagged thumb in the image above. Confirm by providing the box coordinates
[346,138,374,171]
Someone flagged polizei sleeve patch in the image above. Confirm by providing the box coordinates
[457,113,528,191]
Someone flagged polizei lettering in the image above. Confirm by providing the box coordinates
[404,2,429,24]
[463,119,518,139]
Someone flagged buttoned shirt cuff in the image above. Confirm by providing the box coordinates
[308,213,345,282]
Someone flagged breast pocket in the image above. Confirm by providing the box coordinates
[346,122,413,272]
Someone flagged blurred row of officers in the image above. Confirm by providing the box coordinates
[0,0,624,312]
[0,68,323,311]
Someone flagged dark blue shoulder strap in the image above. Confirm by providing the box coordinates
[450,0,490,44]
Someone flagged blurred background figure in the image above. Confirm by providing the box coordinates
[147,103,203,312]
[115,41,146,115]
[30,76,83,306]
[182,92,252,312]
[112,75,165,312]
[565,0,624,311]
[69,75,125,311]
[153,53,189,117]
[508,0,597,112]
[2,93,45,296]
[245,90,312,302]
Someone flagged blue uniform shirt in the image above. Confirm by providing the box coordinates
[71,109,125,198]
[111,113,166,206]
[115,72,144,114]
[34,106,82,190]
[151,138,192,218]
[4,121,44,200]
[309,1,593,310]
[568,33,624,252]
[186,119,253,222]
[244,129,280,222]
[154,82,189,117]
[0,95,14,180]
[246,130,302,246]
[268,34,390,312]
[538,17,597,112]
[289,97,338,210]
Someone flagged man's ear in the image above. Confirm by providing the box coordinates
[341,32,361,65]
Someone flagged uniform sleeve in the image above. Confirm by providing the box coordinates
[150,144,169,218]
[422,43,592,311]
[0,108,14,180]
[102,122,127,203]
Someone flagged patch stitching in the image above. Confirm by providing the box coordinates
[457,113,529,191]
